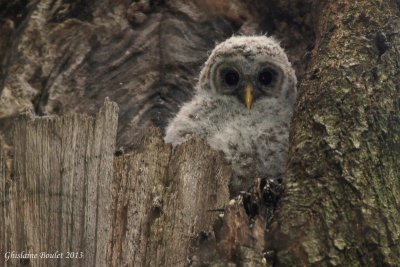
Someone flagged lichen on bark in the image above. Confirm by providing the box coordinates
[268,1,400,266]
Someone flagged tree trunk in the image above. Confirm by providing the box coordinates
[268,1,400,266]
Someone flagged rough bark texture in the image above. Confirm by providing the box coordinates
[0,100,118,267]
[268,1,400,266]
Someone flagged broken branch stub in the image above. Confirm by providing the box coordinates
[111,129,233,266]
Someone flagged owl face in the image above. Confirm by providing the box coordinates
[198,36,297,109]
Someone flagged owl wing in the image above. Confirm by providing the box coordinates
[164,93,214,146]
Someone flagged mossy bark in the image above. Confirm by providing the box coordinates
[268,1,400,266]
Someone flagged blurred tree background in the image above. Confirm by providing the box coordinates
[0,0,313,147]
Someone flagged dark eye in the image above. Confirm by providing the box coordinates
[258,70,274,86]
[224,69,240,86]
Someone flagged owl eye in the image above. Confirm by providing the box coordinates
[258,70,274,86]
[224,69,240,86]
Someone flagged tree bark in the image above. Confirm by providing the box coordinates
[267,1,400,266]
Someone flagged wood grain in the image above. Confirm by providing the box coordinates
[1,102,236,266]
[2,100,118,266]
[111,129,232,267]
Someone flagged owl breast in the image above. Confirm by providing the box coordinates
[165,91,292,185]
[207,97,291,180]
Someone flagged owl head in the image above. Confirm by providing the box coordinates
[198,36,297,109]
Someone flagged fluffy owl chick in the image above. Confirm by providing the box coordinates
[164,36,297,191]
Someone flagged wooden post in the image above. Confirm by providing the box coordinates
[110,130,232,266]
[1,100,118,267]
[1,101,236,266]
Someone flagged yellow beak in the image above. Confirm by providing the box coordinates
[244,84,254,110]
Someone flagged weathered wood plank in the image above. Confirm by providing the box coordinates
[0,139,10,267]
[2,100,253,267]
[2,101,236,267]
[2,100,118,266]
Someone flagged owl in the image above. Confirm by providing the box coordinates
[164,36,297,192]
